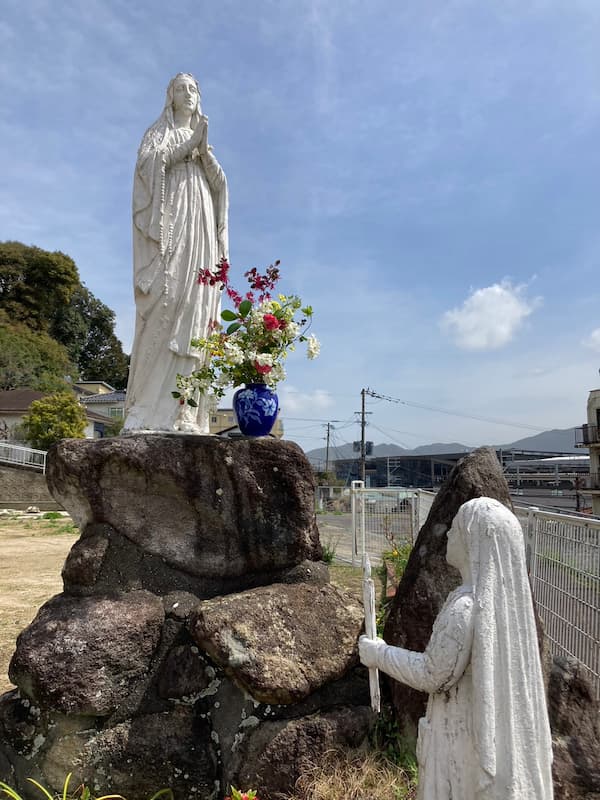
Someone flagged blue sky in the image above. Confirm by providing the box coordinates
[2,0,599,456]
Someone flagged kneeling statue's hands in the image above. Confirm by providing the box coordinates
[359,635,387,669]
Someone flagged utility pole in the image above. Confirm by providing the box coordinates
[325,422,332,474]
[360,388,366,484]
[354,391,371,485]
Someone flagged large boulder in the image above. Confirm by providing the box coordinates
[548,657,600,799]
[8,591,164,716]
[47,434,323,598]
[383,446,513,731]
[189,582,364,704]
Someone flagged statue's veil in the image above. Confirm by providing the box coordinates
[455,498,553,797]
[138,73,203,159]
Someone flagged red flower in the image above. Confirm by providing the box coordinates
[254,362,272,375]
[263,314,280,331]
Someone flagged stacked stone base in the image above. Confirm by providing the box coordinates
[0,435,372,799]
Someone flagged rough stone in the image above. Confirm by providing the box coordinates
[47,435,321,594]
[61,527,109,590]
[42,707,217,800]
[0,434,373,797]
[383,447,513,731]
[235,706,374,800]
[9,591,164,715]
[548,656,600,799]
[189,582,364,703]
[156,643,211,700]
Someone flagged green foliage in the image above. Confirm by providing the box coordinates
[56,286,129,389]
[0,242,80,332]
[0,773,174,800]
[321,537,338,564]
[42,511,62,520]
[376,536,413,634]
[381,541,413,581]
[371,705,419,783]
[0,242,129,392]
[21,392,87,449]
[0,313,74,392]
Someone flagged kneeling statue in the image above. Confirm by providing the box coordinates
[359,497,553,800]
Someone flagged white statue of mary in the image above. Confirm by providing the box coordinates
[359,497,554,800]
[123,73,228,434]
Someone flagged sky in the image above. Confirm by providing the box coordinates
[2,0,600,459]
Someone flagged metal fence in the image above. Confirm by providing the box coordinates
[0,442,47,473]
[350,481,435,566]
[347,485,600,700]
[516,505,600,699]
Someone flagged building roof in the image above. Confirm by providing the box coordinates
[0,389,109,425]
[0,389,47,412]
[81,391,126,404]
[74,381,116,393]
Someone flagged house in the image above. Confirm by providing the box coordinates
[78,386,127,422]
[0,388,110,443]
[575,388,600,516]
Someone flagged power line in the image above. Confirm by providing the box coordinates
[365,388,546,433]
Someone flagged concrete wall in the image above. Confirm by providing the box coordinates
[0,464,61,510]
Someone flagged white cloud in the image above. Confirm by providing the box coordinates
[440,281,541,351]
[582,328,600,353]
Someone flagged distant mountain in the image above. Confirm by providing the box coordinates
[496,428,578,454]
[304,427,578,466]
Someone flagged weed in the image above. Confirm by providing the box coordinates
[372,705,419,782]
[0,773,174,800]
[42,512,63,520]
[287,748,416,800]
[321,535,339,564]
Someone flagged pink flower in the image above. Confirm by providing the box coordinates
[254,362,272,375]
[263,314,280,331]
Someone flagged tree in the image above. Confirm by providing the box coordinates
[0,242,130,391]
[0,241,80,331]
[21,392,87,450]
[0,312,74,392]
[51,285,129,389]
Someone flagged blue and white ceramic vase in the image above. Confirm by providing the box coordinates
[233,383,279,437]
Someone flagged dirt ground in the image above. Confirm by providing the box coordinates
[0,516,79,695]
[0,516,376,697]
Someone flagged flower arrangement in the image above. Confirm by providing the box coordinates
[174,259,319,405]
[224,789,259,800]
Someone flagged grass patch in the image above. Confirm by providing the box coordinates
[285,749,417,800]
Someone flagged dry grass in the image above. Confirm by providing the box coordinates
[285,749,417,800]
[0,515,79,694]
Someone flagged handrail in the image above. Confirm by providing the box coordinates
[0,442,47,473]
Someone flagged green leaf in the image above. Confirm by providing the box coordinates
[147,791,175,800]
[171,391,181,398]
[25,779,53,800]
[62,774,72,800]
[0,781,25,800]
[221,309,238,321]
[238,299,252,317]
[187,398,198,408]
[301,305,313,316]
[226,322,242,334]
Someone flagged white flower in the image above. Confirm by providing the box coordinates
[286,321,300,338]
[307,334,320,359]
[270,363,286,383]
[255,352,275,367]
[223,341,244,365]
